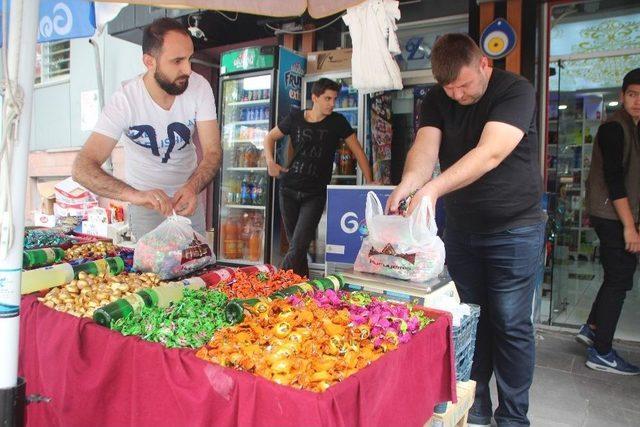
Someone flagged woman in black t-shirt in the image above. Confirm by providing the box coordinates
[263,78,373,276]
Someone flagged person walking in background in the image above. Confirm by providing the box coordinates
[577,68,640,375]
[263,78,373,277]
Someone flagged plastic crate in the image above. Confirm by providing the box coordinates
[452,304,480,381]
[434,304,480,414]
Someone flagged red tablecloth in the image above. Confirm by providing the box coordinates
[18,295,455,427]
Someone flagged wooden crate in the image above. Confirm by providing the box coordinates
[425,380,476,427]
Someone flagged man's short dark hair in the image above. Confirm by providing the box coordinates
[622,68,640,93]
[431,33,484,86]
[142,18,190,56]
[311,78,341,97]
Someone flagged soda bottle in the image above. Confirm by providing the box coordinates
[240,213,252,259]
[241,175,250,205]
[264,107,270,121]
[247,176,255,205]
[338,141,351,175]
[23,247,66,269]
[234,176,242,204]
[232,218,242,259]
[242,90,248,102]
[253,177,265,205]
[72,257,125,278]
[249,229,262,261]
[224,216,238,258]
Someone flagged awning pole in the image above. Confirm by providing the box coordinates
[0,0,40,424]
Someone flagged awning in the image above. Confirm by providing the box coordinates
[95,0,367,19]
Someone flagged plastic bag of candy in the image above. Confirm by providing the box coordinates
[133,214,215,279]
[354,191,445,283]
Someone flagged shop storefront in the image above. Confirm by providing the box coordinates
[541,0,640,342]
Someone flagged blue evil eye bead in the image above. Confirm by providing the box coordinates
[480,18,517,60]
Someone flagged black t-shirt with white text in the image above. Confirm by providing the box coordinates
[420,68,543,233]
[277,110,355,192]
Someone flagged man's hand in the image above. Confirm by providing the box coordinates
[267,159,288,178]
[126,188,173,217]
[624,226,640,253]
[172,184,198,217]
[386,182,415,214]
[405,182,439,217]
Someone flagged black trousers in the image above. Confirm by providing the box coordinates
[278,186,326,277]
[588,216,637,354]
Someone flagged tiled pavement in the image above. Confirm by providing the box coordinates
[483,328,640,426]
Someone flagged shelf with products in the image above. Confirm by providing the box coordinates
[219,207,265,263]
[228,99,271,106]
[225,204,266,210]
[227,167,267,172]
[222,172,268,207]
[227,120,270,126]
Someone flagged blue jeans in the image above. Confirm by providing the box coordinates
[444,222,545,427]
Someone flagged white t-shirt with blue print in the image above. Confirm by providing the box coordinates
[93,71,217,196]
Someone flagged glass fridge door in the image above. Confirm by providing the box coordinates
[217,73,273,265]
[302,76,361,270]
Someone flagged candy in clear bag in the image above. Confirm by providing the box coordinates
[133,214,215,279]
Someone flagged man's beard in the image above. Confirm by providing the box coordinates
[154,69,189,95]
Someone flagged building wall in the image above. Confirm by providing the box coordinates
[26,32,144,220]
[29,33,144,152]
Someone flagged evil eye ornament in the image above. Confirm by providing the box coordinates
[480,18,517,60]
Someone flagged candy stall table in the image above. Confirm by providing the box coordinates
[18,295,456,427]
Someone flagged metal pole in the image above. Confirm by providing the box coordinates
[537,0,548,177]
[0,0,39,424]
[88,36,114,174]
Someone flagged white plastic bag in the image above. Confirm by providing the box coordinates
[354,191,445,282]
[133,214,215,279]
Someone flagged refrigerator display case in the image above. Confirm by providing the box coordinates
[216,46,305,266]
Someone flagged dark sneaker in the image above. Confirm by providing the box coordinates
[586,347,640,375]
[575,324,595,347]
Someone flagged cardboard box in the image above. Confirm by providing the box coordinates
[306,48,352,74]
[54,177,95,205]
[36,181,57,215]
[426,381,476,427]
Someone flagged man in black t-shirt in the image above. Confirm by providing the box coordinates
[264,78,373,276]
[387,34,544,427]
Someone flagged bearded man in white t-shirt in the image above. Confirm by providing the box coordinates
[73,18,221,238]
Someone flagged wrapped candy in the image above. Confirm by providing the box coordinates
[199,264,276,287]
[133,215,215,279]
